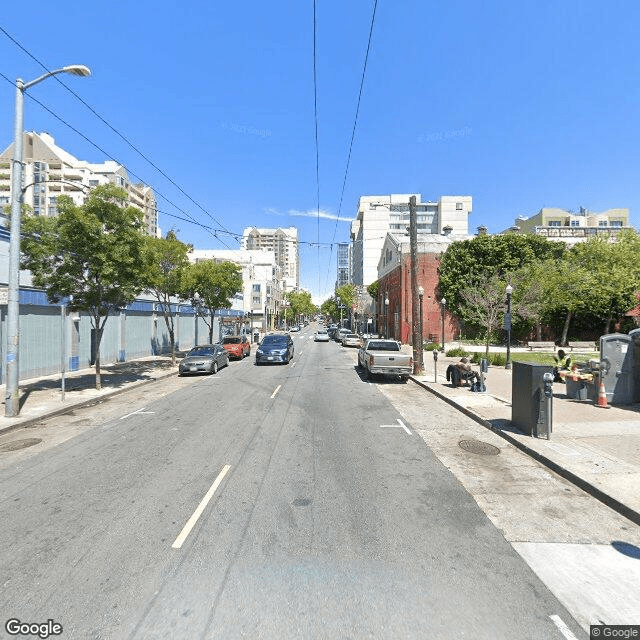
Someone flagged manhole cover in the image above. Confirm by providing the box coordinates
[458,439,501,456]
[0,438,43,452]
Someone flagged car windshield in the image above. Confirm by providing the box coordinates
[187,347,213,356]
[223,337,241,344]
[261,336,287,345]
[367,341,400,351]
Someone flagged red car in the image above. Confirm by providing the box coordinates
[222,335,251,359]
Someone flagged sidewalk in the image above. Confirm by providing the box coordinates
[0,355,179,436]
[411,350,640,527]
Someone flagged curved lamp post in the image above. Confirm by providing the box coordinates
[440,297,446,352]
[5,64,91,417]
[505,284,514,369]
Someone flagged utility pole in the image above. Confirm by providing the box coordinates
[409,195,423,374]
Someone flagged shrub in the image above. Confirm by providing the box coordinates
[490,353,506,367]
[446,347,469,358]
[424,342,440,351]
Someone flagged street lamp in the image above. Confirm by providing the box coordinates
[384,293,389,338]
[440,297,446,352]
[417,285,424,372]
[5,64,91,417]
[505,284,514,370]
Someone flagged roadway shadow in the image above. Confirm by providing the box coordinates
[353,365,408,384]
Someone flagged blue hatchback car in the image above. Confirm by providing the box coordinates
[255,334,294,365]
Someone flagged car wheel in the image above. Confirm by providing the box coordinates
[212,361,218,374]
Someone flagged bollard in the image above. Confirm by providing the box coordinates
[433,349,438,383]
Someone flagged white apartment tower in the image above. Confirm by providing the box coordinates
[0,132,159,237]
[242,226,299,292]
[350,194,472,286]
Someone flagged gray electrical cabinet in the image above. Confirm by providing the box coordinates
[512,361,554,437]
[629,328,640,403]
[599,333,635,405]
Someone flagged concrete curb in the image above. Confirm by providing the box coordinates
[0,368,178,438]
[410,375,640,528]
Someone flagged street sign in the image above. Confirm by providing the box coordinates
[503,313,512,330]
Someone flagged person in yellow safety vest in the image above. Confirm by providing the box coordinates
[553,349,572,382]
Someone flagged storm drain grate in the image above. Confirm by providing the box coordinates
[0,438,43,452]
[458,439,501,456]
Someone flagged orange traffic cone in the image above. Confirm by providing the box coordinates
[597,377,609,408]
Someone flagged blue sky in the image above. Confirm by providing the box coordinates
[1,1,639,303]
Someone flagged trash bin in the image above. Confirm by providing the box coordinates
[253,332,259,344]
[600,333,635,405]
[565,376,589,401]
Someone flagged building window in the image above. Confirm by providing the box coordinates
[456,202,463,210]
[89,180,99,187]
[548,221,561,227]
[252,284,261,292]
[598,221,608,227]
[252,296,261,305]
[610,220,623,228]
[570,220,580,227]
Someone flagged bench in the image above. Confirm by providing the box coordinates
[527,341,556,351]
[568,341,598,351]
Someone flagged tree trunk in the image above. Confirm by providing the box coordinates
[209,311,215,344]
[93,314,104,390]
[604,312,612,335]
[536,321,542,342]
[560,310,572,346]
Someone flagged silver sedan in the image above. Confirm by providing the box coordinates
[314,329,330,342]
[178,344,229,376]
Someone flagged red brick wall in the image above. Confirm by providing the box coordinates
[377,251,455,345]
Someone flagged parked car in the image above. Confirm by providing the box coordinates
[221,334,250,359]
[357,338,412,382]
[290,325,300,332]
[335,328,350,343]
[341,333,362,348]
[178,344,229,376]
[314,329,330,342]
[255,334,295,365]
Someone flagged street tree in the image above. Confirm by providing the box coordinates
[438,234,566,323]
[285,290,316,324]
[459,273,509,357]
[21,184,148,389]
[143,230,192,363]
[181,260,243,344]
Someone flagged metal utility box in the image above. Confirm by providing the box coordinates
[512,361,554,437]
[600,333,635,405]
[629,328,640,403]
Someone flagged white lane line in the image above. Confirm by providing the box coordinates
[172,464,231,549]
[119,408,155,420]
[271,385,282,399]
[380,419,412,435]
[549,615,579,640]
[291,362,297,368]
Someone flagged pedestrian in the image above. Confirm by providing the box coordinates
[553,349,571,382]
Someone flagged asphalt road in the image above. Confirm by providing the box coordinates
[0,327,587,639]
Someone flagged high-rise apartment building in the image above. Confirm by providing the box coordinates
[241,226,299,292]
[0,132,158,237]
[350,194,472,286]
[336,242,350,288]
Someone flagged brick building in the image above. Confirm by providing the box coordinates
[376,233,466,344]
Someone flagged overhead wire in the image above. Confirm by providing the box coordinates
[0,26,234,248]
[323,0,380,296]
[313,0,321,301]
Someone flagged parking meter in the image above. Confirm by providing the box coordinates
[433,349,438,383]
[537,372,554,439]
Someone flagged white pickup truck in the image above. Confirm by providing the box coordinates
[357,338,413,382]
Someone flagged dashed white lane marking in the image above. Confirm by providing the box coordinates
[172,464,231,549]
[549,615,579,640]
[271,385,282,399]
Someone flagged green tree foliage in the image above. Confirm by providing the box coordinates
[366,280,379,299]
[320,297,338,320]
[335,283,356,308]
[142,230,192,362]
[438,234,566,322]
[181,260,243,344]
[285,290,316,323]
[21,184,148,389]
